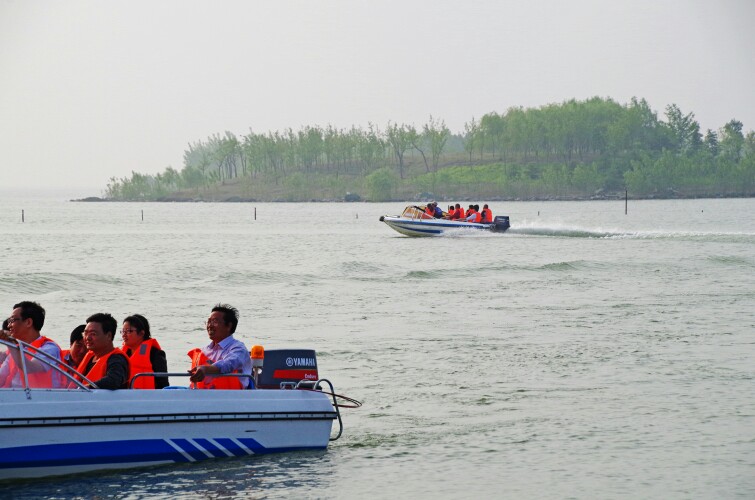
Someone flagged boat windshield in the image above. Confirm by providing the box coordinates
[401,206,434,219]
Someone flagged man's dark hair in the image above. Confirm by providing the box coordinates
[13,301,45,331]
[70,324,85,345]
[212,303,239,334]
[2,318,8,331]
[124,314,151,339]
[86,313,117,341]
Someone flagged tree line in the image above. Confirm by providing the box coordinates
[104,96,754,201]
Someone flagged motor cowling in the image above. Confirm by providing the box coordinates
[256,349,319,389]
[491,215,510,232]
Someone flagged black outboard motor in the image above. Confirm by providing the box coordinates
[491,215,511,233]
[256,349,319,389]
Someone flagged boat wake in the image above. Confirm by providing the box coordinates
[507,223,755,242]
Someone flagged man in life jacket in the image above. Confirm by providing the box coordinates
[62,324,87,370]
[188,304,252,389]
[0,301,64,388]
[464,205,482,223]
[75,313,130,389]
[481,204,493,223]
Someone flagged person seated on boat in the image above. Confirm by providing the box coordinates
[445,204,457,220]
[445,205,456,219]
[464,205,482,223]
[432,202,444,219]
[480,204,493,223]
[0,301,64,389]
[121,314,169,389]
[61,324,87,370]
[74,313,130,390]
[424,203,435,217]
[455,203,465,220]
[188,304,252,389]
[0,319,8,366]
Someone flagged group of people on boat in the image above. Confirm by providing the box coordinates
[424,202,494,223]
[0,300,253,390]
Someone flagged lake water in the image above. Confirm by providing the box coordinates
[0,198,753,499]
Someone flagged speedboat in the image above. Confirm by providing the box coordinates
[0,340,357,481]
[379,206,510,237]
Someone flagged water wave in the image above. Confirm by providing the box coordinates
[0,272,122,294]
[707,255,755,267]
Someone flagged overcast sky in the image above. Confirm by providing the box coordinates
[1,0,753,195]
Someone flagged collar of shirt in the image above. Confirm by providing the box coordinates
[208,334,236,351]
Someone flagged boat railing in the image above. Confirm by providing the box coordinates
[0,338,94,396]
[130,371,254,389]
[304,378,343,441]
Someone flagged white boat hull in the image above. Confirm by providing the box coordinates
[380,215,509,237]
[0,388,336,480]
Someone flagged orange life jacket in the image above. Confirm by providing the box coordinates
[425,206,434,216]
[123,338,162,389]
[481,208,493,223]
[75,348,127,387]
[448,208,458,219]
[1,336,61,388]
[474,212,482,223]
[187,348,243,390]
[457,207,465,219]
[60,349,79,369]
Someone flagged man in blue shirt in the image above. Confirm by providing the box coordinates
[189,304,252,389]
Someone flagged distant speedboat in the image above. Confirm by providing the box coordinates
[379,206,510,237]
[0,340,358,481]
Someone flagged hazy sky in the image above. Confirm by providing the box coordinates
[1,0,753,194]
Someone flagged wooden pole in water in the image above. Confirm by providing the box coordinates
[254,207,257,221]
[625,190,628,215]
[22,209,24,222]
[141,210,144,221]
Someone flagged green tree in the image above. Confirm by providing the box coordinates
[386,122,413,179]
[719,119,744,161]
[664,104,702,154]
[424,115,450,171]
[366,167,397,201]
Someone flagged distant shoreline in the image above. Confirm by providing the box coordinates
[72,193,755,203]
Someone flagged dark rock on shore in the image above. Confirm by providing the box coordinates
[72,196,106,202]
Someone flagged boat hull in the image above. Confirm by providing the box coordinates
[0,388,336,480]
[380,215,510,237]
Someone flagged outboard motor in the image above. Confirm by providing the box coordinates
[491,215,511,233]
[256,349,319,389]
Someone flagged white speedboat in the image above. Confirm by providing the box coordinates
[0,341,353,481]
[379,206,510,237]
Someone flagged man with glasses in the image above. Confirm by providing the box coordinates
[188,304,252,389]
[0,301,64,388]
[74,313,130,389]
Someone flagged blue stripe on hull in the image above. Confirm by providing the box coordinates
[0,438,328,471]
[170,438,212,461]
[213,438,250,457]
[0,439,188,469]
